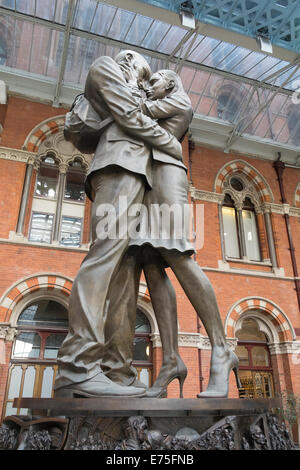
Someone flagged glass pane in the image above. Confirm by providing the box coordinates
[40,367,55,398]
[35,165,58,198]
[64,171,85,202]
[222,206,240,258]
[242,210,261,261]
[135,310,151,333]
[141,20,170,50]
[254,372,264,398]
[133,337,150,362]
[158,25,186,55]
[4,401,18,417]
[18,300,68,327]
[29,213,53,244]
[252,346,269,367]
[13,332,40,359]
[22,366,36,397]
[60,217,82,247]
[44,334,66,359]
[108,9,136,41]
[0,13,63,80]
[239,370,254,399]
[125,14,154,45]
[7,365,23,399]
[263,373,273,398]
[235,345,249,366]
[136,367,150,387]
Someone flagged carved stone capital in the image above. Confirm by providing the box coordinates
[59,162,69,174]
[0,325,17,342]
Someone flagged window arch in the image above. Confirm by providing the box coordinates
[221,174,262,261]
[3,298,69,418]
[16,117,92,247]
[24,153,87,247]
[2,300,153,418]
[235,317,274,399]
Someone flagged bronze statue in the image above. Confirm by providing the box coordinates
[54,51,183,398]
[55,50,240,399]
[101,69,241,398]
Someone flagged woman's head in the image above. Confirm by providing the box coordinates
[145,69,184,100]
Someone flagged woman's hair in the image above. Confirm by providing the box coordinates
[156,69,184,94]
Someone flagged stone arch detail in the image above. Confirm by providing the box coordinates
[294,182,300,208]
[225,297,295,342]
[0,274,73,323]
[22,116,66,153]
[214,160,274,204]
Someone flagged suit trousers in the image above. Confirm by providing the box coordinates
[55,166,145,389]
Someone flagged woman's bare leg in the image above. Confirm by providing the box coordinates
[161,251,239,397]
[142,246,187,396]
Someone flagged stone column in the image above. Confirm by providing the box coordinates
[263,206,278,268]
[16,156,37,234]
[256,210,270,262]
[52,162,68,243]
[236,202,247,259]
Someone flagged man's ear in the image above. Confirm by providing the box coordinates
[166,79,175,91]
[125,53,134,62]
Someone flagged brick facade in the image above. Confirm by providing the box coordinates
[0,95,299,421]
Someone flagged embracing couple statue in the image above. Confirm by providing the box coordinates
[54,50,241,399]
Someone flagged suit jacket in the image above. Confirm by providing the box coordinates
[84,56,182,201]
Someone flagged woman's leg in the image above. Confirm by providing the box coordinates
[161,251,239,397]
[142,246,187,396]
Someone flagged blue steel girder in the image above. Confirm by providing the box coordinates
[136,0,300,53]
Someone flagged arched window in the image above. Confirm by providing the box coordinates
[222,193,240,259]
[217,92,239,122]
[235,318,274,399]
[221,175,261,262]
[2,304,153,418]
[133,309,153,387]
[3,299,69,418]
[27,155,86,247]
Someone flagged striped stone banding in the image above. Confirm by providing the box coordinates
[0,275,73,322]
[214,161,273,204]
[23,117,65,153]
[226,297,293,342]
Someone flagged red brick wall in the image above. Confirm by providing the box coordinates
[0,96,68,150]
[0,95,299,419]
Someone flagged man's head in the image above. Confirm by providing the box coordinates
[145,70,183,100]
[115,50,151,86]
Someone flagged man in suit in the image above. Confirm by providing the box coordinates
[54,51,183,398]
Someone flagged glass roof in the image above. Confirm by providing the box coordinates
[0,0,299,151]
[136,0,300,54]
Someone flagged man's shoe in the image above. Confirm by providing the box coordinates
[54,372,146,398]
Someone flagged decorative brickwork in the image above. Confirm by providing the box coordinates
[22,116,65,153]
[214,159,274,204]
[225,297,295,343]
[0,274,72,323]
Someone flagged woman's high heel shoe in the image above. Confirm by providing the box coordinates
[197,349,242,398]
[145,357,187,398]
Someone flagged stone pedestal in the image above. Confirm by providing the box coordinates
[0,398,295,450]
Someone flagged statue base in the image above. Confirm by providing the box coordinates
[0,398,295,450]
